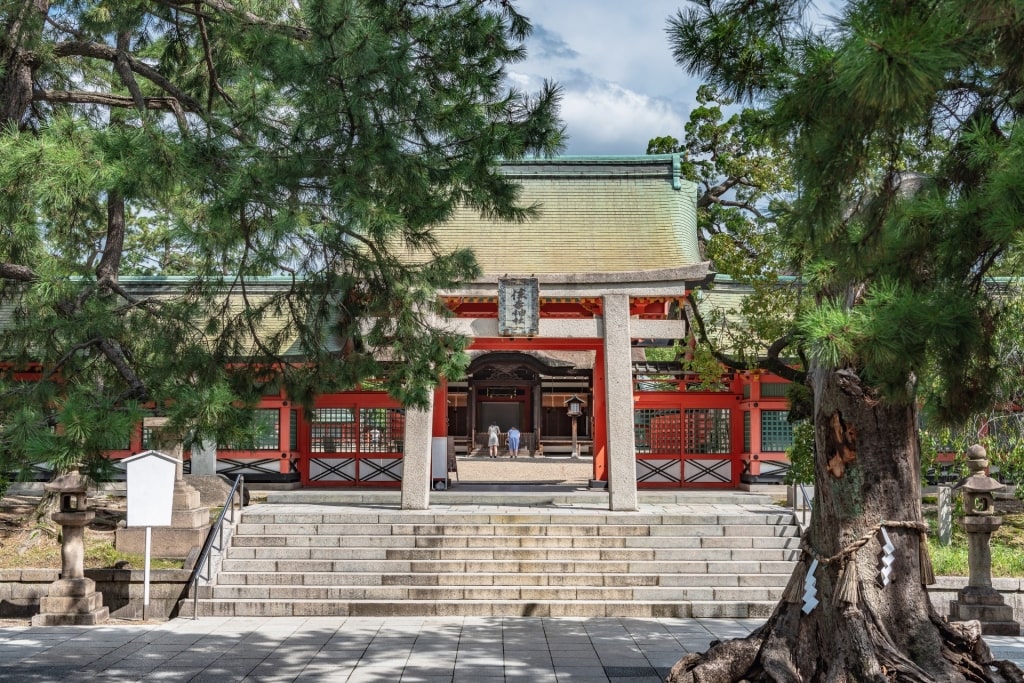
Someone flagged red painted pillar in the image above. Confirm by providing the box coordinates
[432,380,448,437]
[592,345,608,482]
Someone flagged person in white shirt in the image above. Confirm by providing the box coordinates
[487,422,501,458]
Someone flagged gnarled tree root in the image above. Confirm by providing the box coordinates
[666,629,764,683]
[666,613,1023,683]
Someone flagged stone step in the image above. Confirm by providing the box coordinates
[214,571,794,588]
[230,525,798,542]
[226,533,799,554]
[218,558,798,575]
[236,513,797,528]
[178,598,779,619]
[207,584,786,602]
[195,501,801,618]
[224,545,799,561]
[262,490,780,506]
[380,547,798,562]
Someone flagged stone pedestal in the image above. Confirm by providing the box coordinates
[32,498,109,626]
[949,586,1019,635]
[115,480,210,558]
[949,514,1021,635]
[32,577,110,626]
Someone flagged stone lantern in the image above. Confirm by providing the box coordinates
[565,395,584,459]
[948,445,1020,635]
[31,466,109,626]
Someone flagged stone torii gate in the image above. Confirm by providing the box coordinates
[398,266,708,512]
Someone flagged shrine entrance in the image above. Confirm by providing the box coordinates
[446,350,593,465]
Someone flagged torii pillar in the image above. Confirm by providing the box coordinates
[603,293,638,511]
[400,393,434,510]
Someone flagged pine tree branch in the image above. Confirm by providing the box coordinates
[0,263,37,282]
[96,191,125,286]
[114,33,145,112]
[96,337,148,400]
[155,0,310,42]
[700,221,761,260]
[195,6,232,109]
[36,89,186,112]
[52,41,204,113]
[237,276,291,366]
[44,14,84,40]
[764,332,804,384]
[0,0,47,127]
[707,195,765,218]
[697,177,741,208]
[45,337,102,381]
[683,290,805,384]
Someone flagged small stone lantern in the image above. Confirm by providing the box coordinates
[565,395,584,458]
[948,445,1020,635]
[31,466,109,626]
[961,444,1002,516]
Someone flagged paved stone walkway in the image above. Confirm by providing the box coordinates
[1,616,1023,682]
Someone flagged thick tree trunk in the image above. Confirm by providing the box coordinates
[0,0,49,127]
[668,366,1024,682]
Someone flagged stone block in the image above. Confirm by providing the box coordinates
[172,485,202,510]
[31,606,109,626]
[170,506,211,528]
[651,602,692,618]
[293,600,346,617]
[183,474,241,506]
[11,582,51,600]
[39,592,104,613]
[115,525,209,559]
[690,601,750,618]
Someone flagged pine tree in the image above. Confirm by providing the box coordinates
[0,0,563,487]
[666,0,1024,680]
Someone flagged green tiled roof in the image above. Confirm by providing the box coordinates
[697,277,751,317]
[419,155,701,276]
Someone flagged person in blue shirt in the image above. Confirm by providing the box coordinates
[507,426,521,459]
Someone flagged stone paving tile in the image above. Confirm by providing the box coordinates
[1,615,1022,681]
[347,670,410,682]
[134,668,207,681]
[505,672,557,682]
[554,665,610,682]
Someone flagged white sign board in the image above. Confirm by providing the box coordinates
[498,277,539,336]
[431,437,449,481]
[124,450,178,527]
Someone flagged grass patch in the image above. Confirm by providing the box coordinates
[928,541,1024,577]
[0,531,182,570]
[84,540,183,570]
[925,507,1024,578]
[0,494,185,570]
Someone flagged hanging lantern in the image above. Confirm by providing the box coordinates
[566,395,583,416]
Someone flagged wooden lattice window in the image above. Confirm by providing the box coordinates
[760,410,794,452]
[684,409,731,454]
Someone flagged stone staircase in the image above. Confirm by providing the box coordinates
[180,501,801,618]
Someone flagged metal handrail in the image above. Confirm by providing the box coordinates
[188,475,245,619]
[795,482,813,527]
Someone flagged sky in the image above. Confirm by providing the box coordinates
[509,1,697,157]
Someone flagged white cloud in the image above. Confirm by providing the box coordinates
[511,0,698,156]
[560,83,688,156]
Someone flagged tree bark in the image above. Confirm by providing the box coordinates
[0,0,49,128]
[668,365,1024,682]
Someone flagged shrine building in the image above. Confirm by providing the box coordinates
[107,155,797,511]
